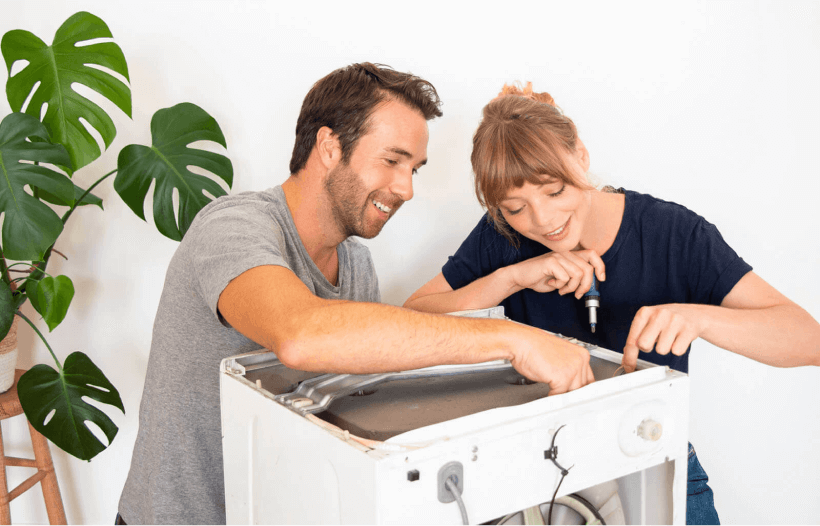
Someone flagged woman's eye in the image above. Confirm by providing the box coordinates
[507,206,523,215]
[548,185,566,198]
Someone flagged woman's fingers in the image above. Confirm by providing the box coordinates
[573,249,607,282]
[622,305,703,372]
[519,249,606,297]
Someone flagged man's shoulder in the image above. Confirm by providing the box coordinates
[197,187,283,220]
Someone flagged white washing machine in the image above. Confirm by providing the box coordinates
[220,308,689,524]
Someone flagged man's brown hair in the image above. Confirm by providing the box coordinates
[289,63,443,174]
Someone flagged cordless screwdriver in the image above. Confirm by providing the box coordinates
[584,272,600,333]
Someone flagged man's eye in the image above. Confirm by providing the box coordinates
[386,159,398,165]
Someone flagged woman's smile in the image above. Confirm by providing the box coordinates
[543,216,571,241]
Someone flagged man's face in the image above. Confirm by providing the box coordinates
[324,100,429,239]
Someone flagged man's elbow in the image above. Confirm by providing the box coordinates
[275,338,308,370]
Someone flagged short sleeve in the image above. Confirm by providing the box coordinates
[442,215,519,290]
[686,218,753,305]
[185,205,292,321]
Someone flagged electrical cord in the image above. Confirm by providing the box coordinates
[544,425,573,526]
[445,475,469,525]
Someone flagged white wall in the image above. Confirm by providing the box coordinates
[2,1,818,523]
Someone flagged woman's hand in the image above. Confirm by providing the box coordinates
[509,249,605,299]
[621,303,707,372]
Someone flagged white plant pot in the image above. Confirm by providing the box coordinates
[0,316,19,393]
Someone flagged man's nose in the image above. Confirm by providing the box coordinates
[390,168,414,202]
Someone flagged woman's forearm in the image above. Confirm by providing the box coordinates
[404,267,521,313]
[697,302,820,367]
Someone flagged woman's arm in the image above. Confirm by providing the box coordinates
[403,270,517,313]
[404,250,606,313]
[621,271,820,371]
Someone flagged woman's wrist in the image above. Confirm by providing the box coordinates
[494,265,524,298]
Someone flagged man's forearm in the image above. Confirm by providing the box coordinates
[275,300,518,373]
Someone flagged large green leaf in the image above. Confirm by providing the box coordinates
[0,280,13,341]
[34,275,74,331]
[2,11,131,172]
[114,102,233,241]
[0,112,73,261]
[37,183,103,210]
[18,352,124,461]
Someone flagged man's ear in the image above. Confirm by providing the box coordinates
[316,126,342,169]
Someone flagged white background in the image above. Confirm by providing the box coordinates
[2,1,819,524]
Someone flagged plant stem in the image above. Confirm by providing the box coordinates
[62,168,117,225]
[29,168,118,283]
[15,311,63,372]
[0,252,9,288]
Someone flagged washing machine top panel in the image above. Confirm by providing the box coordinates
[242,353,622,441]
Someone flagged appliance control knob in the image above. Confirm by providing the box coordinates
[637,419,662,441]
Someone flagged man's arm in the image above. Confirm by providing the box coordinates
[218,265,595,394]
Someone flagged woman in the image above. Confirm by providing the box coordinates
[404,83,820,524]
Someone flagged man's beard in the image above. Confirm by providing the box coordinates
[324,161,402,239]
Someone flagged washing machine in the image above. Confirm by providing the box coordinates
[220,307,689,524]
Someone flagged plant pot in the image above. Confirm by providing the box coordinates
[0,316,19,393]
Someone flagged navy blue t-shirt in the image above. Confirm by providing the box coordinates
[442,190,752,373]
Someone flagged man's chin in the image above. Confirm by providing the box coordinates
[354,219,389,239]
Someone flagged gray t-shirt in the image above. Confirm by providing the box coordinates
[118,186,380,525]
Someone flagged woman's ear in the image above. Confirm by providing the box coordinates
[575,138,590,172]
[316,126,341,169]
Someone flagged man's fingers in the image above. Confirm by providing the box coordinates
[584,362,595,386]
[547,382,568,397]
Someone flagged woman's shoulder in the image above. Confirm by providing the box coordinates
[623,189,706,228]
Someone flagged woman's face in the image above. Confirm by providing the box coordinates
[498,146,591,252]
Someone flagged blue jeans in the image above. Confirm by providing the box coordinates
[687,443,720,524]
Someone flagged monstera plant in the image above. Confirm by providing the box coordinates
[0,12,233,460]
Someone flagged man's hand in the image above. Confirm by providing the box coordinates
[622,303,706,372]
[511,325,596,395]
[509,249,605,299]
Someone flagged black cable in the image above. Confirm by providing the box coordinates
[547,470,567,525]
[544,425,573,525]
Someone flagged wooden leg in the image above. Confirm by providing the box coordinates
[0,423,10,525]
[27,422,66,525]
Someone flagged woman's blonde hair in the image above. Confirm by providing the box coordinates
[472,82,589,245]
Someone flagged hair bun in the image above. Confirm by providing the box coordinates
[495,81,556,106]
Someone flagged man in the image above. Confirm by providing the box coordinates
[117,63,593,525]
